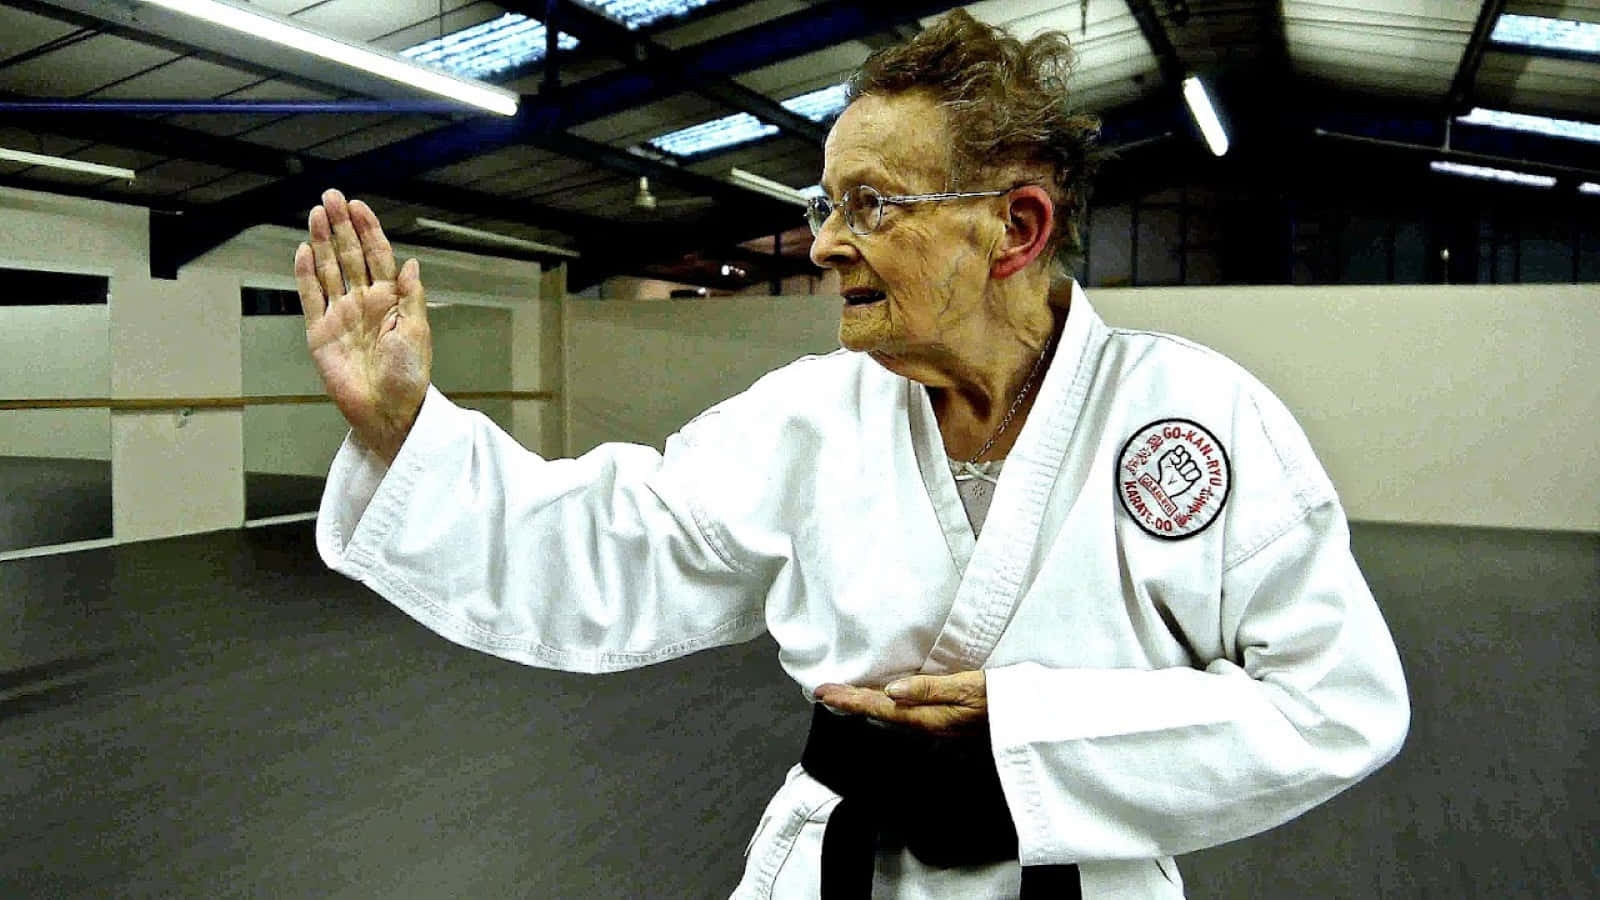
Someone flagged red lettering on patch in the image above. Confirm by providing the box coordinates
[1115,418,1232,540]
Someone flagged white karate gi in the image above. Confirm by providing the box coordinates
[316,285,1409,899]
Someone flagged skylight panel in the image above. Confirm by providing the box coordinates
[1458,108,1600,144]
[1490,14,1600,57]
[578,0,722,30]
[401,13,578,80]
[650,113,779,157]
[785,83,852,122]
[646,84,851,157]
[1429,161,1556,189]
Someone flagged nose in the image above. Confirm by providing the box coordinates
[808,206,859,269]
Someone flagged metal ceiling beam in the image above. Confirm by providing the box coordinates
[0,92,311,176]
[1124,0,1185,90]
[1447,0,1509,113]
[152,0,967,274]
[537,131,791,211]
[505,0,827,145]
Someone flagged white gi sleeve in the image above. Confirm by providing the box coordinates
[985,389,1410,865]
[315,385,771,673]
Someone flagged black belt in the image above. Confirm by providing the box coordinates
[800,704,1080,899]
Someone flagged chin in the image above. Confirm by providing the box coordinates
[837,306,894,352]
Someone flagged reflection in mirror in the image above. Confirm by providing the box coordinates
[0,267,111,553]
[242,288,344,522]
[239,289,517,522]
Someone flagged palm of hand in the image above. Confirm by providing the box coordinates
[295,189,431,463]
[308,278,429,437]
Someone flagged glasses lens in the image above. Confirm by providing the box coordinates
[805,196,832,236]
[843,186,883,235]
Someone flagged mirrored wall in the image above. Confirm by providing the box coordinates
[240,289,517,522]
[0,266,111,553]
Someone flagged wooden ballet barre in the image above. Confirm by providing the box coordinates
[0,390,555,411]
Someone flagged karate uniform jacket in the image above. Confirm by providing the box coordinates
[316,286,1410,899]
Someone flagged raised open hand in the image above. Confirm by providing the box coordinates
[295,189,431,464]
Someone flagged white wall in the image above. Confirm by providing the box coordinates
[240,315,348,478]
[0,305,110,459]
[0,185,553,547]
[566,285,1598,533]
[1090,283,1599,532]
[566,295,842,454]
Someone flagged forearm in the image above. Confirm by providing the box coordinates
[987,508,1409,863]
[317,386,769,673]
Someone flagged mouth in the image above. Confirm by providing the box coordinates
[842,288,887,306]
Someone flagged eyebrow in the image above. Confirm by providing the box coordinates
[821,166,901,197]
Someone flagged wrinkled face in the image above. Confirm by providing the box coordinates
[810,92,1004,367]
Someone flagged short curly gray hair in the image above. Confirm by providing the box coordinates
[847,9,1103,273]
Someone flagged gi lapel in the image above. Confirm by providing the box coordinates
[907,378,977,575]
[921,285,1106,675]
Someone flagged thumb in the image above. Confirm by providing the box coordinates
[885,675,941,705]
[398,258,426,319]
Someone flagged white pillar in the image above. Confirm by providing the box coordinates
[109,266,244,542]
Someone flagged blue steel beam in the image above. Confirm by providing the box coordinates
[156,0,968,274]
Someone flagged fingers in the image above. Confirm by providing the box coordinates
[294,242,326,330]
[397,257,426,320]
[814,683,904,723]
[813,683,986,736]
[348,199,397,283]
[308,203,344,301]
[323,188,371,291]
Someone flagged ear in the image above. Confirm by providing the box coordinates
[989,185,1055,281]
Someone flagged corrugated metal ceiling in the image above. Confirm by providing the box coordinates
[0,0,1592,285]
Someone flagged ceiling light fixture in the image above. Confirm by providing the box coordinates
[1579,182,1600,196]
[0,147,136,180]
[727,168,810,206]
[137,0,519,116]
[1429,161,1556,189]
[412,218,580,257]
[1182,76,1229,157]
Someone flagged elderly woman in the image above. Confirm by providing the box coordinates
[295,11,1407,899]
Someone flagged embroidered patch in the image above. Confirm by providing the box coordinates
[1115,419,1231,540]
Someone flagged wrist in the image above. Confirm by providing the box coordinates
[359,402,421,465]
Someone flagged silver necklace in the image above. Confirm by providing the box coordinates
[964,332,1054,466]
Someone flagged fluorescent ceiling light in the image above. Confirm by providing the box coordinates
[1580,182,1600,196]
[1491,14,1600,57]
[0,147,135,180]
[1182,76,1229,157]
[646,82,852,157]
[402,13,577,80]
[140,0,518,116]
[413,218,580,257]
[1457,107,1600,144]
[727,168,810,206]
[1429,160,1555,188]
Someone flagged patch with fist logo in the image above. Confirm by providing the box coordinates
[1115,419,1231,540]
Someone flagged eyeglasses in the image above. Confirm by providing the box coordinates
[805,184,1020,237]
